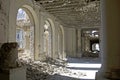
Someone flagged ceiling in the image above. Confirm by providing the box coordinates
[35,0,101,28]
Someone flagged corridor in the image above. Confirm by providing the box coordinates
[1,0,120,80]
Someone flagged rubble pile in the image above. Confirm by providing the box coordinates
[20,58,86,80]
[26,61,52,80]
[20,59,53,80]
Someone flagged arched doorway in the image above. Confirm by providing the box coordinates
[43,20,52,58]
[16,8,34,60]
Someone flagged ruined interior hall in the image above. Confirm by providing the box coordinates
[0,0,120,80]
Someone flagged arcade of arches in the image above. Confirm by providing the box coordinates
[0,0,120,80]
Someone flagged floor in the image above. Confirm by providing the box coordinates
[47,57,101,80]
[25,57,101,80]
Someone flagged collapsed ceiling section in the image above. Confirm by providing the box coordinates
[35,0,101,28]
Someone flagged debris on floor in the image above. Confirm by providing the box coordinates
[20,58,87,80]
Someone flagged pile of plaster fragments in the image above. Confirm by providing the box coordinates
[20,58,86,80]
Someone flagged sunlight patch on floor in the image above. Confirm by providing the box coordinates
[67,63,101,68]
[63,63,102,79]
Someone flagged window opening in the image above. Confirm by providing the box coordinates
[43,21,52,58]
[16,8,34,60]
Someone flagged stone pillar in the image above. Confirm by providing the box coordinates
[96,0,120,80]
[77,29,82,57]
[81,30,85,55]
[0,0,9,43]
[0,43,18,68]
[0,42,26,80]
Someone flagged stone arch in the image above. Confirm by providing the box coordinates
[44,18,55,59]
[43,20,52,58]
[57,26,62,59]
[21,5,39,60]
[59,25,65,59]
[9,1,39,60]
[16,8,35,60]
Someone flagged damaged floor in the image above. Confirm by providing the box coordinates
[21,57,101,80]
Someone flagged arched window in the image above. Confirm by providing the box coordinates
[16,8,34,60]
[57,26,63,59]
[43,20,52,58]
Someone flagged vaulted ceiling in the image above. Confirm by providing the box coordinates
[35,0,101,28]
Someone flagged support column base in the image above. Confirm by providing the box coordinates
[0,66,26,80]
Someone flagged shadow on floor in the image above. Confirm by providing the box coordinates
[48,74,94,80]
[67,57,101,64]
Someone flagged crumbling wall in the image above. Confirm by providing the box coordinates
[1,0,66,61]
[81,29,100,58]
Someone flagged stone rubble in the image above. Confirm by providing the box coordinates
[20,58,86,80]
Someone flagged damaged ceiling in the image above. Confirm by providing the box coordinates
[35,0,101,28]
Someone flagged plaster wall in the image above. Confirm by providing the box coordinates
[64,27,77,57]
[0,0,10,43]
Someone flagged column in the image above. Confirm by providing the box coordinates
[96,0,120,80]
[81,30,85,55]
[77,29,82,57]
[0,43,26,80]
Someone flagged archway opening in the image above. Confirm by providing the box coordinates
[43,20,52,58]
[58,26,63,59]
[91,40,100,53]
[16,8,34,60]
